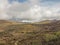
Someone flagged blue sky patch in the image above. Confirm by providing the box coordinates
[8,0,27,3]
[18,0,27,3]
[8,0,60,6]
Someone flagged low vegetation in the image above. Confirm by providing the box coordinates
[0,20,60,45]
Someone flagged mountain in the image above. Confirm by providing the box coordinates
[0,20,60,45]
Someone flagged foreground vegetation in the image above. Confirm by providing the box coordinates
[0,20,60,45]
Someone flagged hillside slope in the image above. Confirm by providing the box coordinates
[0,20,60,45]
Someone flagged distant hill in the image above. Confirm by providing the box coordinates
[0,20,60,45]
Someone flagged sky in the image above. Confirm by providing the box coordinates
[0,0,60,22]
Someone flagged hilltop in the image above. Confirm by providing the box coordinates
[0,20,60,45]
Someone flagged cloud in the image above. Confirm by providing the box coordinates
[0,0,11,19]
[7,1,42,22]
[0,0,60,22]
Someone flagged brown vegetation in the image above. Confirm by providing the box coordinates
[0,20,60,45]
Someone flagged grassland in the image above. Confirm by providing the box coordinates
[0,20,60,45]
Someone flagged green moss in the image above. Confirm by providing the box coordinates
[44,34,58,42]
[55,31,60,37]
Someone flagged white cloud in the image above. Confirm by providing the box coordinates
[0,0,11,19]
[0,0,60,22]
[7,3,42,22]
